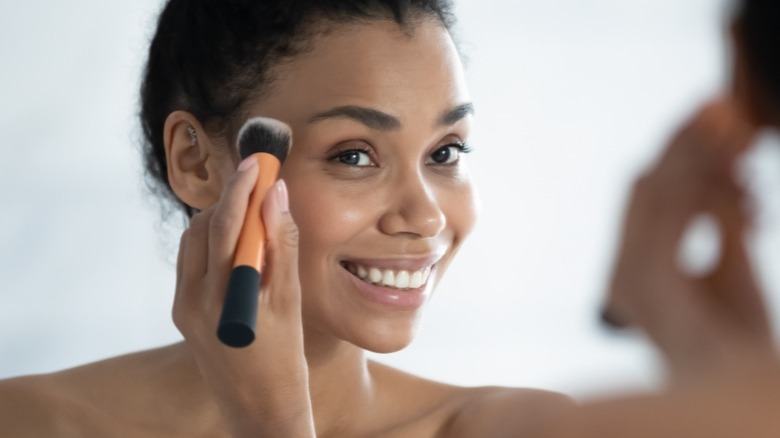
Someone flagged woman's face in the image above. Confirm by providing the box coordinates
[243,18,477,353]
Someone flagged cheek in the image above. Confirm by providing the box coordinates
[442,179,479,244]
[429,179,478,286]
[285,176,377,259]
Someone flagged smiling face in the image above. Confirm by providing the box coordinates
[243,18,477,353]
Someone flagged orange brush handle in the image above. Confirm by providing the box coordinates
[233,153,281,271]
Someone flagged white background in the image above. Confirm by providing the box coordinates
[2,0,780,399]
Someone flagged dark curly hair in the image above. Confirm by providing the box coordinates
[140,0,456,218]
[739,0,780,115]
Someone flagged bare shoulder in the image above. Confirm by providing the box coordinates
[0,343,208,437]
[0,364,126,437]
[367,360,575,437]
[0,372,68,436]
[445,385,576,437]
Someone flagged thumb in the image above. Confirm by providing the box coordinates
[260,179,301,313]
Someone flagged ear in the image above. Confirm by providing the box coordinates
[163,111,231,211]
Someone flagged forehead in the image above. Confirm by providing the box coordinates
[254,18,469,125]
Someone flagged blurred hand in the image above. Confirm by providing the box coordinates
[604,98,775,383]
[172,158,315,437]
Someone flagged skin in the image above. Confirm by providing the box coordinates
[0,18,573,437]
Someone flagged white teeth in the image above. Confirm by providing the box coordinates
[396,271,410,288]
[345,262,433,290]
[381,270,395,286]
[368,267,383,283]
[409,271,423,288]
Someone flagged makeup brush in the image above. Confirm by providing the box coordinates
[217,117,292,348]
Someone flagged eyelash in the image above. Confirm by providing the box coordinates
[329,144,376,167]
[426,142,472,165]
[329,142,473,167]
[449,142,473,155]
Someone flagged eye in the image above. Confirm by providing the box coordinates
[426,142,472,165]
[333,149,375,167]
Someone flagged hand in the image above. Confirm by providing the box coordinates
[603,98,775,383]
[172,158,315,437]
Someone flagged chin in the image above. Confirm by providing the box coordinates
[308,309,424,354]
[352,338,413,354]
[361,310,429,352]
[356,331,416,354]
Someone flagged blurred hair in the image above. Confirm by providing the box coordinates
[739,0,780,113]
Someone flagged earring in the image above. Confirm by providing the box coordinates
[186,126,198,145]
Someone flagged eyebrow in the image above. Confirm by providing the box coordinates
[439,102,475,126]
[307,102,475,131]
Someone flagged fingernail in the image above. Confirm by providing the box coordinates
[238,156,257,172]
[275,179,289,212]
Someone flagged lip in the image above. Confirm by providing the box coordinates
[339,262,434,310]
[340,253,443,272]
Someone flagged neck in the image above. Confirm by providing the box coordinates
[303,327,376,436]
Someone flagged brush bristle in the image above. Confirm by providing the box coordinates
[237,117,291,163]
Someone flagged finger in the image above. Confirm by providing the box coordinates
[183,209,213,281]
[176,228,187,287]
[627,170,722,267]
[259,179,301,315]
[641,122,749,260]
[171,208,216,328]
[602,174,671,328]
[656,99,754,180]
[706,183,770,338]
[706,95,756,161]
[206,158,261,277]
[602,99,752,330]
[603,172,736,329]
[625,180,749,355]
[656,100,723,172]
[172,228,191,332]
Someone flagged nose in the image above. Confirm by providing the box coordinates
[378,174,446,238]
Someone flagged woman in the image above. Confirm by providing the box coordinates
[531,0,780,435]
[0,1,573,436]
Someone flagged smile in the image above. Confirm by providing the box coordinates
[340,261,433,290]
